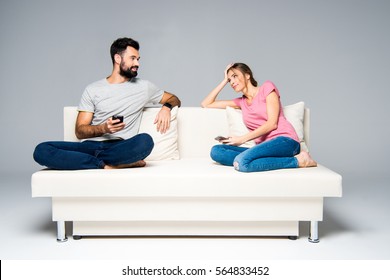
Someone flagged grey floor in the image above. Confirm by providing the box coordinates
[1,173,389,260]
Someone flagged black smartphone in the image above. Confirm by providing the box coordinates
[112,115,124,123]
[215,136,229,141]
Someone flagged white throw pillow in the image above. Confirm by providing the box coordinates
[283,101,308,151]
[225,102,308,151]
[225,106,256,148]
[138,107,180,161]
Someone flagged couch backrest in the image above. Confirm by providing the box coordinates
[64,106,310,159]
[177,108,229,158]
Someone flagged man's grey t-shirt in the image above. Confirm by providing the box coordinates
[78,78,164,141]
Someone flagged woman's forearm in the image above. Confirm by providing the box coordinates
[241,122,278,143]
[201,79,228,107]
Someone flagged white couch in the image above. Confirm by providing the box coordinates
[31,104,342,243]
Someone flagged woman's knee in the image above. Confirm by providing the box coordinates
[233,156,249,172]
[210,145,224,162]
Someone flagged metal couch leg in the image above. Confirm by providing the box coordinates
[308,221,320,243]
[56,221,68,242]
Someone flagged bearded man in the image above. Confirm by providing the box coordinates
[34,37,181,170]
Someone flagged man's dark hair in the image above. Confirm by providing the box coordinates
[110,37,140,64]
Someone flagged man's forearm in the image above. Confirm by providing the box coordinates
[75,123,107,139]
[165,94,181,108]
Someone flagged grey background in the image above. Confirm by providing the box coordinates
[1,0,388,179]
[0,0,389,260]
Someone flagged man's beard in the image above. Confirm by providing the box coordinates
[120,63,138,79]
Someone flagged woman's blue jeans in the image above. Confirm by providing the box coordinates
[33,133,154,170]
[210,136,300,172]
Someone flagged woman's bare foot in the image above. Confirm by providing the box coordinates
[104,160,146,169]
[295,151,317,168]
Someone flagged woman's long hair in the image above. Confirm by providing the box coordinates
[228,63,258,87]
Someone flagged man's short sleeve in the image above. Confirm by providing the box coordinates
[145,81,164,107]
[78,88,95,112]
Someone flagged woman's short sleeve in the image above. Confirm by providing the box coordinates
[261,80,280,98]
[232,97,242,107]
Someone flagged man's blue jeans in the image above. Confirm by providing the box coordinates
[210,136,300,172]
[33,133,154,170]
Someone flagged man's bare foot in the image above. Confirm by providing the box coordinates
[295,151,317,168]
[104,160,146,169]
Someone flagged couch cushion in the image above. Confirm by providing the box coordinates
[32,159,342,198]
[139,107,179,161]
[176,108,229,158]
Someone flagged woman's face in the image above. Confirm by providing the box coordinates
[227,69,248,92]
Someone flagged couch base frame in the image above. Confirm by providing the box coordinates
[52,196,322,243]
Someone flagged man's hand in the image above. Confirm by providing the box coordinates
[104,117,126,134]
[103,118,126,134]
[154,106,171,134]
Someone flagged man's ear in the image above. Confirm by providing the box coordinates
[114,53,122,65]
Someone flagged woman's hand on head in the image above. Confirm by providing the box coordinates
[224,63,234,81]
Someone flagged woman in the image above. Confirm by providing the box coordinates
[201,63,317,172]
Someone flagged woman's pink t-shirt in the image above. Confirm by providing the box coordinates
[233,80,299,144]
